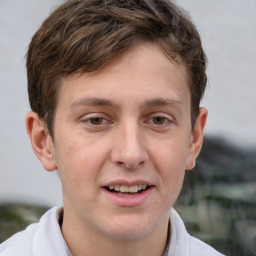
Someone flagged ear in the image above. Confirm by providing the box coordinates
[26,111,57,172]
[186,107,208,170]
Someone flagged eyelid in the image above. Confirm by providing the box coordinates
[147,112,173,119]
[80,113,112,125]
[145,112,174,125]
[81,112,108,119]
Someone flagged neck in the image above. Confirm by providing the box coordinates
[61,206,170,256]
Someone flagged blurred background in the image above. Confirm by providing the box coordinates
[0,0,255,255]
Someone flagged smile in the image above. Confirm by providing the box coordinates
[103,183,153,202]
[106,184,148,195]
[102,180,154,206]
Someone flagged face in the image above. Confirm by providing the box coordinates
[29,42,207,241]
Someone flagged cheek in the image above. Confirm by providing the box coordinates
[151,136,190,193]
[54,134,109,191]
[153,135,190,170]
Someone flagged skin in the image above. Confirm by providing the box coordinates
[26,42,207,256]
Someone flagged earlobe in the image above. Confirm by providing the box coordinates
[26,111,57,172]
[186,107,208,170]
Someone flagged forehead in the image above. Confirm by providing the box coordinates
[57,42,190,110]
[85,42,188,84]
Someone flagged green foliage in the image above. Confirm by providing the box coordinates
[176,136,256,256]
[0,204,49,243]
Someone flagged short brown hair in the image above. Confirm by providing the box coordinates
[26,0,207,137]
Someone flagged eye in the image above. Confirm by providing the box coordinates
[146,116,171,126]
[151,116,169,125]
[80,114,113,131]
[89,117,105,125]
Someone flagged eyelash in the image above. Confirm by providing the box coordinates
[80,114,173,129]
[88,117,106,125]
[82,117,110,126]
[147,116,171,126]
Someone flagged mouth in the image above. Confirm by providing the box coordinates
[104,184,152,197]
[102,181,154,206]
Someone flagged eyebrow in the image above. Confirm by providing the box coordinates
[69,97,183,111]
[144,98,183,108]
[69,97,118,110]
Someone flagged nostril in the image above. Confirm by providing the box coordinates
[116,161,143,169]
[117,161,125,167]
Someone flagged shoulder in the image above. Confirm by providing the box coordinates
[0,223,37,256]
[168,208,225,256]
[0,207,63,256]
[189,235,225,256]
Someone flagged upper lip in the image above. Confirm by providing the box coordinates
[103,179,154,187]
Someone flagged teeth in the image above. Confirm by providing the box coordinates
[120,185,129,192]
[108,184,148,193]
[114,185,120,191]
[119,192,139,196]
[129,185,138,193]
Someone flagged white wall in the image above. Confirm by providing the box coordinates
[177,0,256,147]
[0,0,255,206]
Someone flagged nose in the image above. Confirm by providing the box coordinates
[110,122,148,169]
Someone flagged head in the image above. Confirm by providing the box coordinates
[26,0,207,138]
[25,0,208,248]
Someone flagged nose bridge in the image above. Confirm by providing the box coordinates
[111,119,147,168]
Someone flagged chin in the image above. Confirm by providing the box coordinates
[101,215,158,241]
[106,227,150,241]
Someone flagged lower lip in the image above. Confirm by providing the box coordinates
[102,187,154,207]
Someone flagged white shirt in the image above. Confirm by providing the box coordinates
[0,207,224,256]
